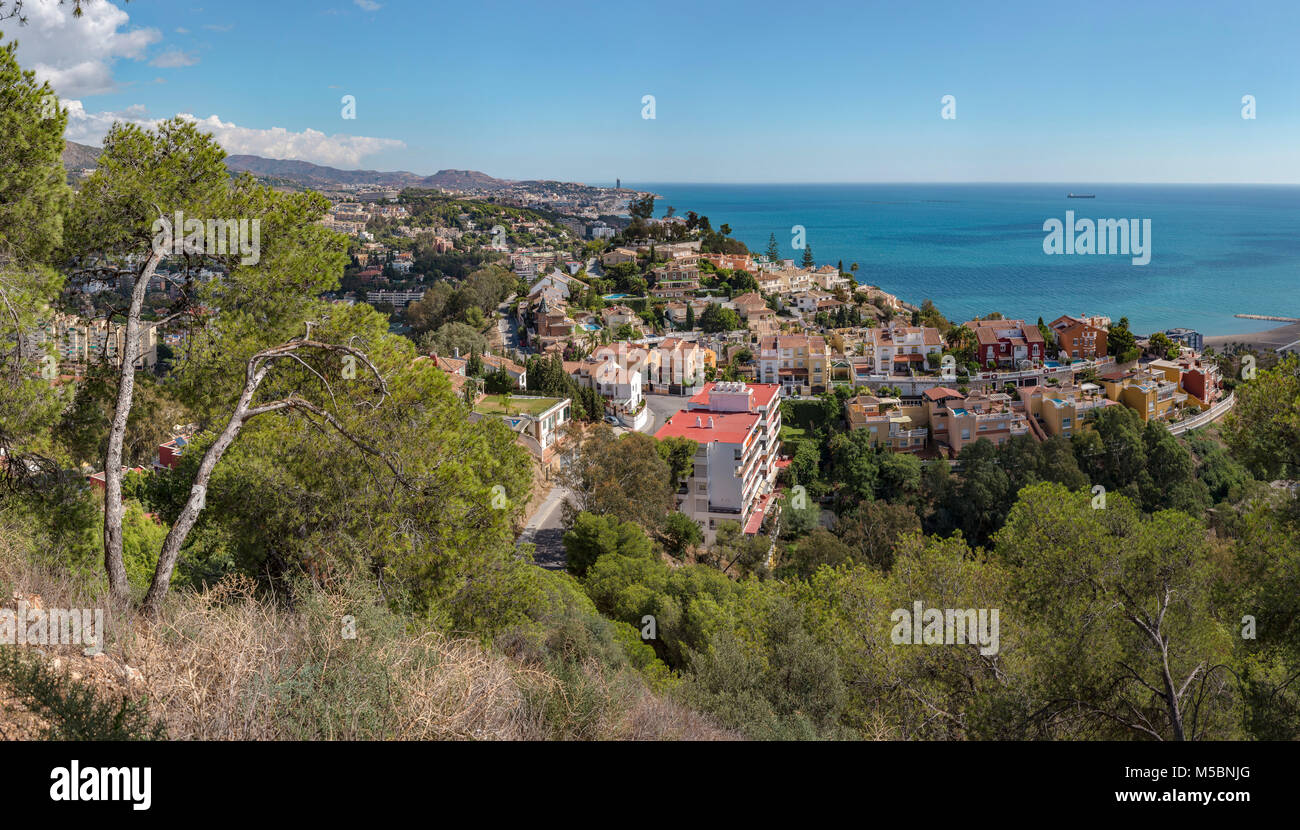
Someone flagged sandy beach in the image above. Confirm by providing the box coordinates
[1204,321,1300,352]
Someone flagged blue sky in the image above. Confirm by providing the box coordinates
[14,0,1300,182]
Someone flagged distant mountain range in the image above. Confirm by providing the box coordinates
[61,140,509,191]
[224,155,510,190]
[62,140,101,171]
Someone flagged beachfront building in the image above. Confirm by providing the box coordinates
[656,382,782,545]
[1164,328,1204,352]
[1048,315,1108,360]
[965,318,1046,369]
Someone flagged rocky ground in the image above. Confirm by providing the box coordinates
[0,592,148,741]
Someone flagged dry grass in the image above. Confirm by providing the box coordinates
[1,521,736,741]
[125,576,555,740]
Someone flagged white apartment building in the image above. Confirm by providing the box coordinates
[656,381,782,544]
[366,289,426,307]
[39,313,158,371]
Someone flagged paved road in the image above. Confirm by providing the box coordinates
[496,298,519,354]
[518,485,570,569]
[1168,391,1235,436]
[642,393,688,435]
[520,396,684,566]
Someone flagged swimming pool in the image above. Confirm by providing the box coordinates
[579,323,601,332]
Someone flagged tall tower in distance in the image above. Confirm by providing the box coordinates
[616,178,621,189]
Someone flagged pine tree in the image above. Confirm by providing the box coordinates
[766,233,780,263]
[0,38,71,453]
[802,245,815,268]
[686,303,696,330]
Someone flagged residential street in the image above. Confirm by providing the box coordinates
[518,484,570,569]
[641,392,687,434]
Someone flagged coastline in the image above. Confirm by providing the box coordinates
[1204,321,1300,351]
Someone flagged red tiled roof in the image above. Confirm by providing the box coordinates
[923,386,964,401]
[655,410,758,445]
[687,382,781,409]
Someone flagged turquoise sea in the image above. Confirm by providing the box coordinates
[632,184,1300,336]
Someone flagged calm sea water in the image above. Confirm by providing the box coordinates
[632,183,1300,336]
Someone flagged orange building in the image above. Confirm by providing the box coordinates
[1048,315,1108,360]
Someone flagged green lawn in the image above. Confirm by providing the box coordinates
[474,394,561,417]
[781,423,808,443]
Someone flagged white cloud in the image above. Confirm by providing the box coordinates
[151,49,198,67]
[12,0,161,97]
[354,0,382,11]
[63,102,406,167]
[182,113,405,166]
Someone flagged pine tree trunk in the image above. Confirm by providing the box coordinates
[140,363,267,617]
[102,252,160,607]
